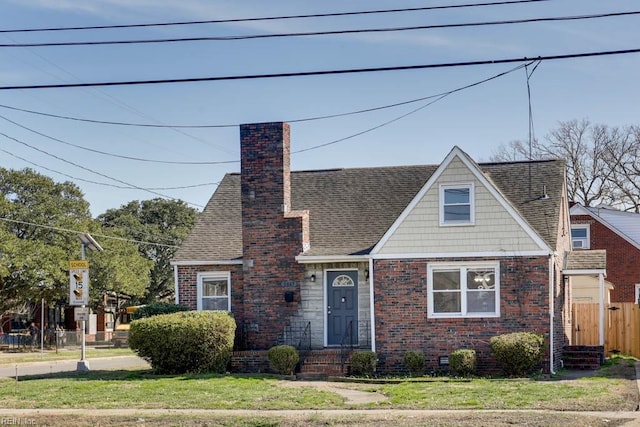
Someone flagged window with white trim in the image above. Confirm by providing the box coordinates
[427,262,500,318]
[440,183,474,225]
[197,272,231,311]
[571,224,590,249]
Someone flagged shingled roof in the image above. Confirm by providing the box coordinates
[564,249,607,271]
[173,157,565,263]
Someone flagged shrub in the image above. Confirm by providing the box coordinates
[403,350,425,377]
[131,302,189,320]
[129,311,236,374]
[449,349,476,377]
[267,345,299,375]
[349,351,377,377]
[490,332,545,377]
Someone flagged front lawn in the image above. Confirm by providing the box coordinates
[0,356,636,411]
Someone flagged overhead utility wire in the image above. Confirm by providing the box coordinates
[294,61,531,154]
[0,63,533,129]
[1,11,636,47]
[1,64,527,195]
[0,62,535,167]
[0,217,179,248]
[0,113,236,165]
[1,48,638,91]
[1,147,219,190]
[0,1,551,33]
[0,131,204,208]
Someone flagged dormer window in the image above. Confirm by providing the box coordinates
[440,183,474,226]
[571,224,590,249]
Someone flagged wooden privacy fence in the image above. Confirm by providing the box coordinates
[572,302,640,358]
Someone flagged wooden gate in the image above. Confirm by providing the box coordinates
[572,302,640,358]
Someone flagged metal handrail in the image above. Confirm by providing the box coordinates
[340,320,354,370]
[298,321,311,351]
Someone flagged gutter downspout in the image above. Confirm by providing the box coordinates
[369,257,376,352]
[173,265,179,304]
[599,271,605,346]
[549,253,556,375]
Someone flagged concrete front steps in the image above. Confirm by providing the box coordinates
[297,349,349,380]
[562,345,604,370]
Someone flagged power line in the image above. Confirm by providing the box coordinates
[0,131,204,208]
[0,217,179,248]
[1,64,529,196]
[1,147,219,190]
[0,61,534,162]
[1,48,638,91]
[0,69,527,129]
[0,113,237,165]
[0,1,551,33]
[1,11,636,47]
[294,62,531,154]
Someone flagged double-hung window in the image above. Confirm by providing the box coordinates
[197,272,231,311]
[427,262,500,318]
[440,183,474,225]
[570,225,590,249]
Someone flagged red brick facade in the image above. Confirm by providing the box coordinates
[373,256,556,374]
[572,214,640,302]
[175,122,570,375]
[239,123,308,349]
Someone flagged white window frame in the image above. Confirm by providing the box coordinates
[635,284,640,305]
[571,224,590,249]
[439,183,475,226]
[197,271,231,311]
[427,261,500,319]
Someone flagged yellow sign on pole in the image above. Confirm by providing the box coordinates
[69,260,90,306]
[69,260,89,269]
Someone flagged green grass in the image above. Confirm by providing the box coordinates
[0,372,343,409]
[0,348,135,365]
[0,360,637,411]
[374,377,630,410]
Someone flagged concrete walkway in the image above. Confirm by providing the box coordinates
[0,355,150,378]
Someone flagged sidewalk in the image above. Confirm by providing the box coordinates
[0,345,149,377]
[0,355,150,378]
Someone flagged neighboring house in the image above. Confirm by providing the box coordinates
[172,122,576,374]
[570,204,640,303]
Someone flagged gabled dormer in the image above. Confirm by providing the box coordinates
[372,146,553,257]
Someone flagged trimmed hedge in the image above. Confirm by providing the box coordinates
[350,351,377,377]
[267,345,299,375]
[449,349,476,377]
[131,302,189,320]
[403,350,425,377]
[129,311,236,374]
[490,332,545,377]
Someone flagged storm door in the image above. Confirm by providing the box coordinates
[326,270,358,346]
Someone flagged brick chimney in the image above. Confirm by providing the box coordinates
[239,122,309,349]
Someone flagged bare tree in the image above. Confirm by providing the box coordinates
[600,125,640,212]
[491,119,636,209]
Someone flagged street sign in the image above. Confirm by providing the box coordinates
[69,260,90,306]
[74,307,90,322]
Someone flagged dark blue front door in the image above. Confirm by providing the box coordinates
[327,270,358,346]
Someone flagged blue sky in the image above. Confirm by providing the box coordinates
[1,0,639,216]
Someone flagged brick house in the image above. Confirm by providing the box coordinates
[172,122,576,375]
[570,204,640,303]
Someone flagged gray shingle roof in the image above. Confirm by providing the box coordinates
[564,250,607,271]
[173,159,565,262]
